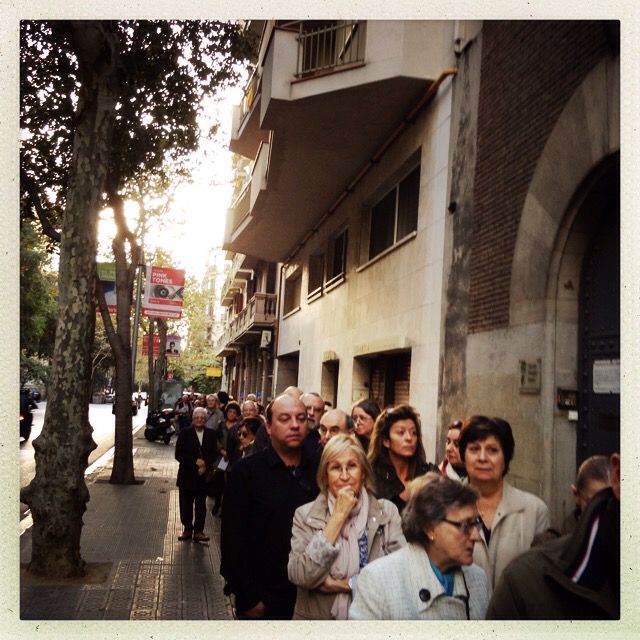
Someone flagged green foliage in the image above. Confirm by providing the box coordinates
[20,350,51,387]
[188,373,220,395]
[20,20,253,233]
[20,221,57,357]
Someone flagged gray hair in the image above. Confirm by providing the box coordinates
[402,473,478,545]
[317,434,373,494]
[192,407,208,420]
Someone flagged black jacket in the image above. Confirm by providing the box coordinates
[372,460,438,512]
[220,444,319,618]
[175,427,218,491]
[486,487,620,619]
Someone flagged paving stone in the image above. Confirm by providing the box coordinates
[20,434,233,620]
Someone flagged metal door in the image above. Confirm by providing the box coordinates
[577,166,620,465]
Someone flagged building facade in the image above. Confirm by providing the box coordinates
[220,19,620,526]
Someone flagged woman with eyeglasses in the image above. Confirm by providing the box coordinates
[459,415,550,588]
[288,434,405,619]
[350,398,380,452]
[349,473,489,619]
[368,405,438,513]
[237,417,262,458]
[439,420,467,481]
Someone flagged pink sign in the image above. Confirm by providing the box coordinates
[143,266,185,319]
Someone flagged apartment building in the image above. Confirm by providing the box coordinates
[219,20,619,526]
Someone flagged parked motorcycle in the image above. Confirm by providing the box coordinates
[144,408,176,444]
[20,389,37,443]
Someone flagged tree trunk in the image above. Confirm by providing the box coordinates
[20,21,119,577]
[104,194,139,484]
[154,320,168,410]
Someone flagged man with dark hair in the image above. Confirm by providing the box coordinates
[486,453,620,619]
[221,394,319,619]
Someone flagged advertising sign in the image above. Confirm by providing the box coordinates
[143,266,185,319]
[165,334,182,357]
[142,334,161,356]
[142,334,182,357]
[97,262,117,313]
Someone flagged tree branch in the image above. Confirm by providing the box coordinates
[20,166,62,243]
[95,269,126,360]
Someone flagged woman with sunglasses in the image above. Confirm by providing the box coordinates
[368,405,438,513]
[237,417,262,459]
[349,473,489,619]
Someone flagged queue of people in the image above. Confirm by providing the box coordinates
[172,386,620,621]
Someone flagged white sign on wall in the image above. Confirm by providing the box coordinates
[593,359,620,394]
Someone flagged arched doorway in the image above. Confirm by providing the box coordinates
[577,156,620,464]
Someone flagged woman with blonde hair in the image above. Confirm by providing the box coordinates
[288,434,405,619]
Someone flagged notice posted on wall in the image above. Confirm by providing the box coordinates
[143,266,185,319]
[592,359,620,394]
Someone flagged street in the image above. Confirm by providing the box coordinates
[19,401,148,519]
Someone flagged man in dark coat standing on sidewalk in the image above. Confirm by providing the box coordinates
[221,393,319,619]
[486,453,620,619]
[175,406,218,542]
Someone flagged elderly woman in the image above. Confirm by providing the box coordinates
[351,398,380,451]
[439,420,467,481]
[368,405,438,512]
[287,434,405,620]
[349,473,490,619]
[175,406,218,542]
[459,415,550,588]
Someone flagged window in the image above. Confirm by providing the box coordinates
[283,271,301,316]
[308,253,325,299]
[369,165,420,260]
[327,229,348,285]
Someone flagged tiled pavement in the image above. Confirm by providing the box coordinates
[20,426,233,620]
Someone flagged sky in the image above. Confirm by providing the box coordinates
[97,84,244,283]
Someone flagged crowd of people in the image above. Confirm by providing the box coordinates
[171,386,620,621]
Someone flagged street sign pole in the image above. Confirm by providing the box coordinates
[131,234,145,383]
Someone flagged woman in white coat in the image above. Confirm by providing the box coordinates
[349,473,490,620]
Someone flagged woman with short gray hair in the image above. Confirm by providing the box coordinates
[349,473,490,619]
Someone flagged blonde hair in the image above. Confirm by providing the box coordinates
[317,434,373,494]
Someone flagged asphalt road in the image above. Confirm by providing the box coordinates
[19,401,148,519]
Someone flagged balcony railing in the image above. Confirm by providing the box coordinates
[296,21,365,78]
[215,292,278,354]
[239,67,260,125]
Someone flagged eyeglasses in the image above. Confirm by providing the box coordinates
[441,516,483,536]
[238,431,250,438]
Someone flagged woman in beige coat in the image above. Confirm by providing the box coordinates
[288,434,405,619]
[459,415,550,588]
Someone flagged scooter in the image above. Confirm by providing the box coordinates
[19,389,37,443]
[144,408,176,444]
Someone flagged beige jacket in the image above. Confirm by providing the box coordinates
[473,480,550,588]
[288,491,405,620]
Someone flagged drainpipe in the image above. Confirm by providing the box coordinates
[283,67,458,266]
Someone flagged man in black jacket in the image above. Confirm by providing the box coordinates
[175,406,218,542]
[221,393,319,619]
[486,453,620,619]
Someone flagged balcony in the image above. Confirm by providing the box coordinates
[220,252,259,306]
[214,292,278,357]
[224,20,456,263]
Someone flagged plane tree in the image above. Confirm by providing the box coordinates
[19,19,252,577]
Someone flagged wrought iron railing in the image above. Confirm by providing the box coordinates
[296,21,365,77]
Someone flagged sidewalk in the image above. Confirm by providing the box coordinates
[19,422,233,620]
